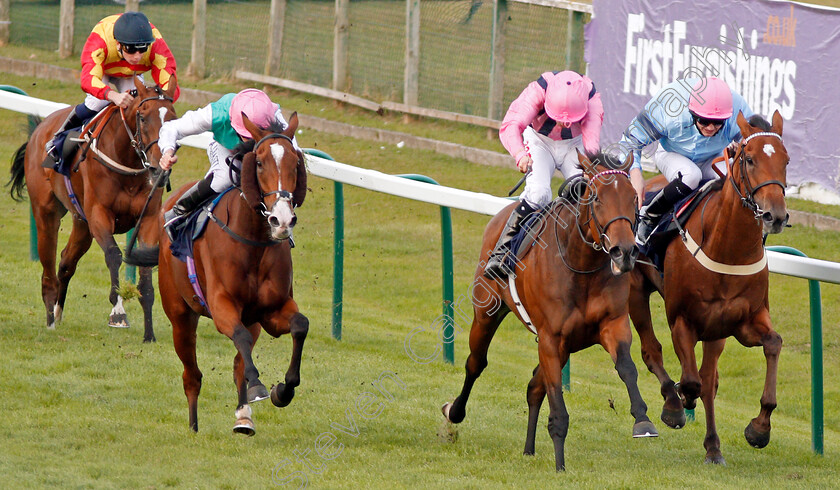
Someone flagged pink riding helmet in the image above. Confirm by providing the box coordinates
[688,77,733,119]
[229,89,276,138]
[544,71,590,127]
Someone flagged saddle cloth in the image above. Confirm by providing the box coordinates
[169,187,234,263]
[640,178,724,270]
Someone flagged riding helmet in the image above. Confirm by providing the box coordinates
[113,12,155,46]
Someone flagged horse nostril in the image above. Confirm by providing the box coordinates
[630,245,640,259]
[268,216,280,228]
[609,246,622,261]
[290,215,297,228]
[761,211,774,223]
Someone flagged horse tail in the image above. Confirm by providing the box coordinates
[7,142,28,202]
[123,244,160,268]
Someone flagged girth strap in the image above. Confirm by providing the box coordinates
[682,230,767,275]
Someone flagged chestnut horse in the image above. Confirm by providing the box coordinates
[628,111,789,464]
[7,77,176,342]
[158,113,308,435]
[442,152,658,471]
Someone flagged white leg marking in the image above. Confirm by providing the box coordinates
[235,404,253,420]
[54,304,63,325]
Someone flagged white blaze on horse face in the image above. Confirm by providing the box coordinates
[268,143,294,240]
[158,107,168,123]
[763,143,775,157]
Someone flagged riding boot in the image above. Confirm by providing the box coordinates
[635,178,693,246]
[483,200,537,279]
[45,104,96,162]
[164,176,217,240]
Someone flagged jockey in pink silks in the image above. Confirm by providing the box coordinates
[484,70,604,278]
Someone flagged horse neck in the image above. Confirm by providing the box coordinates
[100,110,137,163]
[554,201,605,270]
[227,192,274,248]
[693,174,765,262]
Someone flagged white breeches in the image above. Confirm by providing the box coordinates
[653,146,724,190]
[520,127,584,209]
[205,141,239,192]
[83,74,145,112]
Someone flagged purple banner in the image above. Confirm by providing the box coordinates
[585,0,840,197]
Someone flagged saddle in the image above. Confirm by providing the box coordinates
[42,130,86,176]
[501,178,587,272]
[169,188,234,263]
[640,178,725,270]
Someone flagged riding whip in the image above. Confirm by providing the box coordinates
[508,169,531,196]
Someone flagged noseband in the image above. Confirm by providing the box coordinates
[727,131,786,220]
[251,132,299,218]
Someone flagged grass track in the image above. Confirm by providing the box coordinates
[0,74,838,488]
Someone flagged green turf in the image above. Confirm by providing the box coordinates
[0,74,838,488]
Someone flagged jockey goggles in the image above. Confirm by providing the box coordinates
[690,110,726,128]
[121,43,149,54]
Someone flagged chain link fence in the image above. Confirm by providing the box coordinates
[6,0,587,119]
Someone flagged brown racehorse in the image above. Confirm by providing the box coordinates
[628,111,789,465]
[7,77,177,342]
[442,152,658,471]
[157,113,308,435]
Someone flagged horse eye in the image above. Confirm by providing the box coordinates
[745,156,754,165]
[256,159,263,167]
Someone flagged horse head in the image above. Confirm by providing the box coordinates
[127,75,178,175]
[577,151,639,275]
[734,110,789,234]
[239,112,306,241]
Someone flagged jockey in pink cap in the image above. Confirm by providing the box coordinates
[618,76,753,246]
[158,88,299,235]
[484,70,604,278]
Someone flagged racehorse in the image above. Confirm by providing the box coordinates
[442,152,658,471]
[7,76,176,342]
[157,113,308,435]
[628,111,789,464]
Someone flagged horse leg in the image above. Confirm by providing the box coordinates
[55,217,92,325]
[735,310,782,450]
[231,323,263,435]
[600,319,658,438]
[261,298,309,408]
[670,317,701,410]
[699,339,726,465]
[32,202,64,329]
[87,206,129,327]
[137,266,156,343]
[539,335,571,471]
[441,305,506,424]
[524,364,545,455]
[628,275,683,428]
[212,296,269,408]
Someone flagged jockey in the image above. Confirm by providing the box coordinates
[45,12,179,161]
[158,88,299,237]
[484,70,604,278]
[620,76,753,246]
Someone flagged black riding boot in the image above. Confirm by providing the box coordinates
[45,104,95,161]
[635,178,693,246]
[483,200,537,279]
[164,176,217,240]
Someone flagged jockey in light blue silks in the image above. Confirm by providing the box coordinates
[619,76,754,245]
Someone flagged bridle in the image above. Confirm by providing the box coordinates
[119,87,174,172]
[555,169,636,274]
[250,132,299,218]
[725,131,786,220]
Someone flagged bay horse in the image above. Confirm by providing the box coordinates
[442,152,658,471]
[628,111,789,464]
[157,113,308,435]
[7,76,176,342]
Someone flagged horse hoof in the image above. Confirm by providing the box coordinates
[270,383,295,408]
[248,383,270,403]
[632,420,658,438]
[744,421,771,448]
[108,318,130,328]
[705,452,726,465]
[661,407,686,429]
[442,401,464,424]
[441,402,453,422]
[233,419,255,436]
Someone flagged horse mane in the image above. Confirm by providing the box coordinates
[585,151,626,173]
[747,114,771,131]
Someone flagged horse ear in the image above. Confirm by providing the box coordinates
[164,74,178,99]
[770,109,784,136]
[241,113,263,140]
[133,75,146,94]
[736,111,753,138]
[283,112,298,139]
[576,148,595,175]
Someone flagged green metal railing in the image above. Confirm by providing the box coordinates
[767,245,824,455]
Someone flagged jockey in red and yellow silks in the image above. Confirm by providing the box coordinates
[80,13,178,102]
[45,12,179,162]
